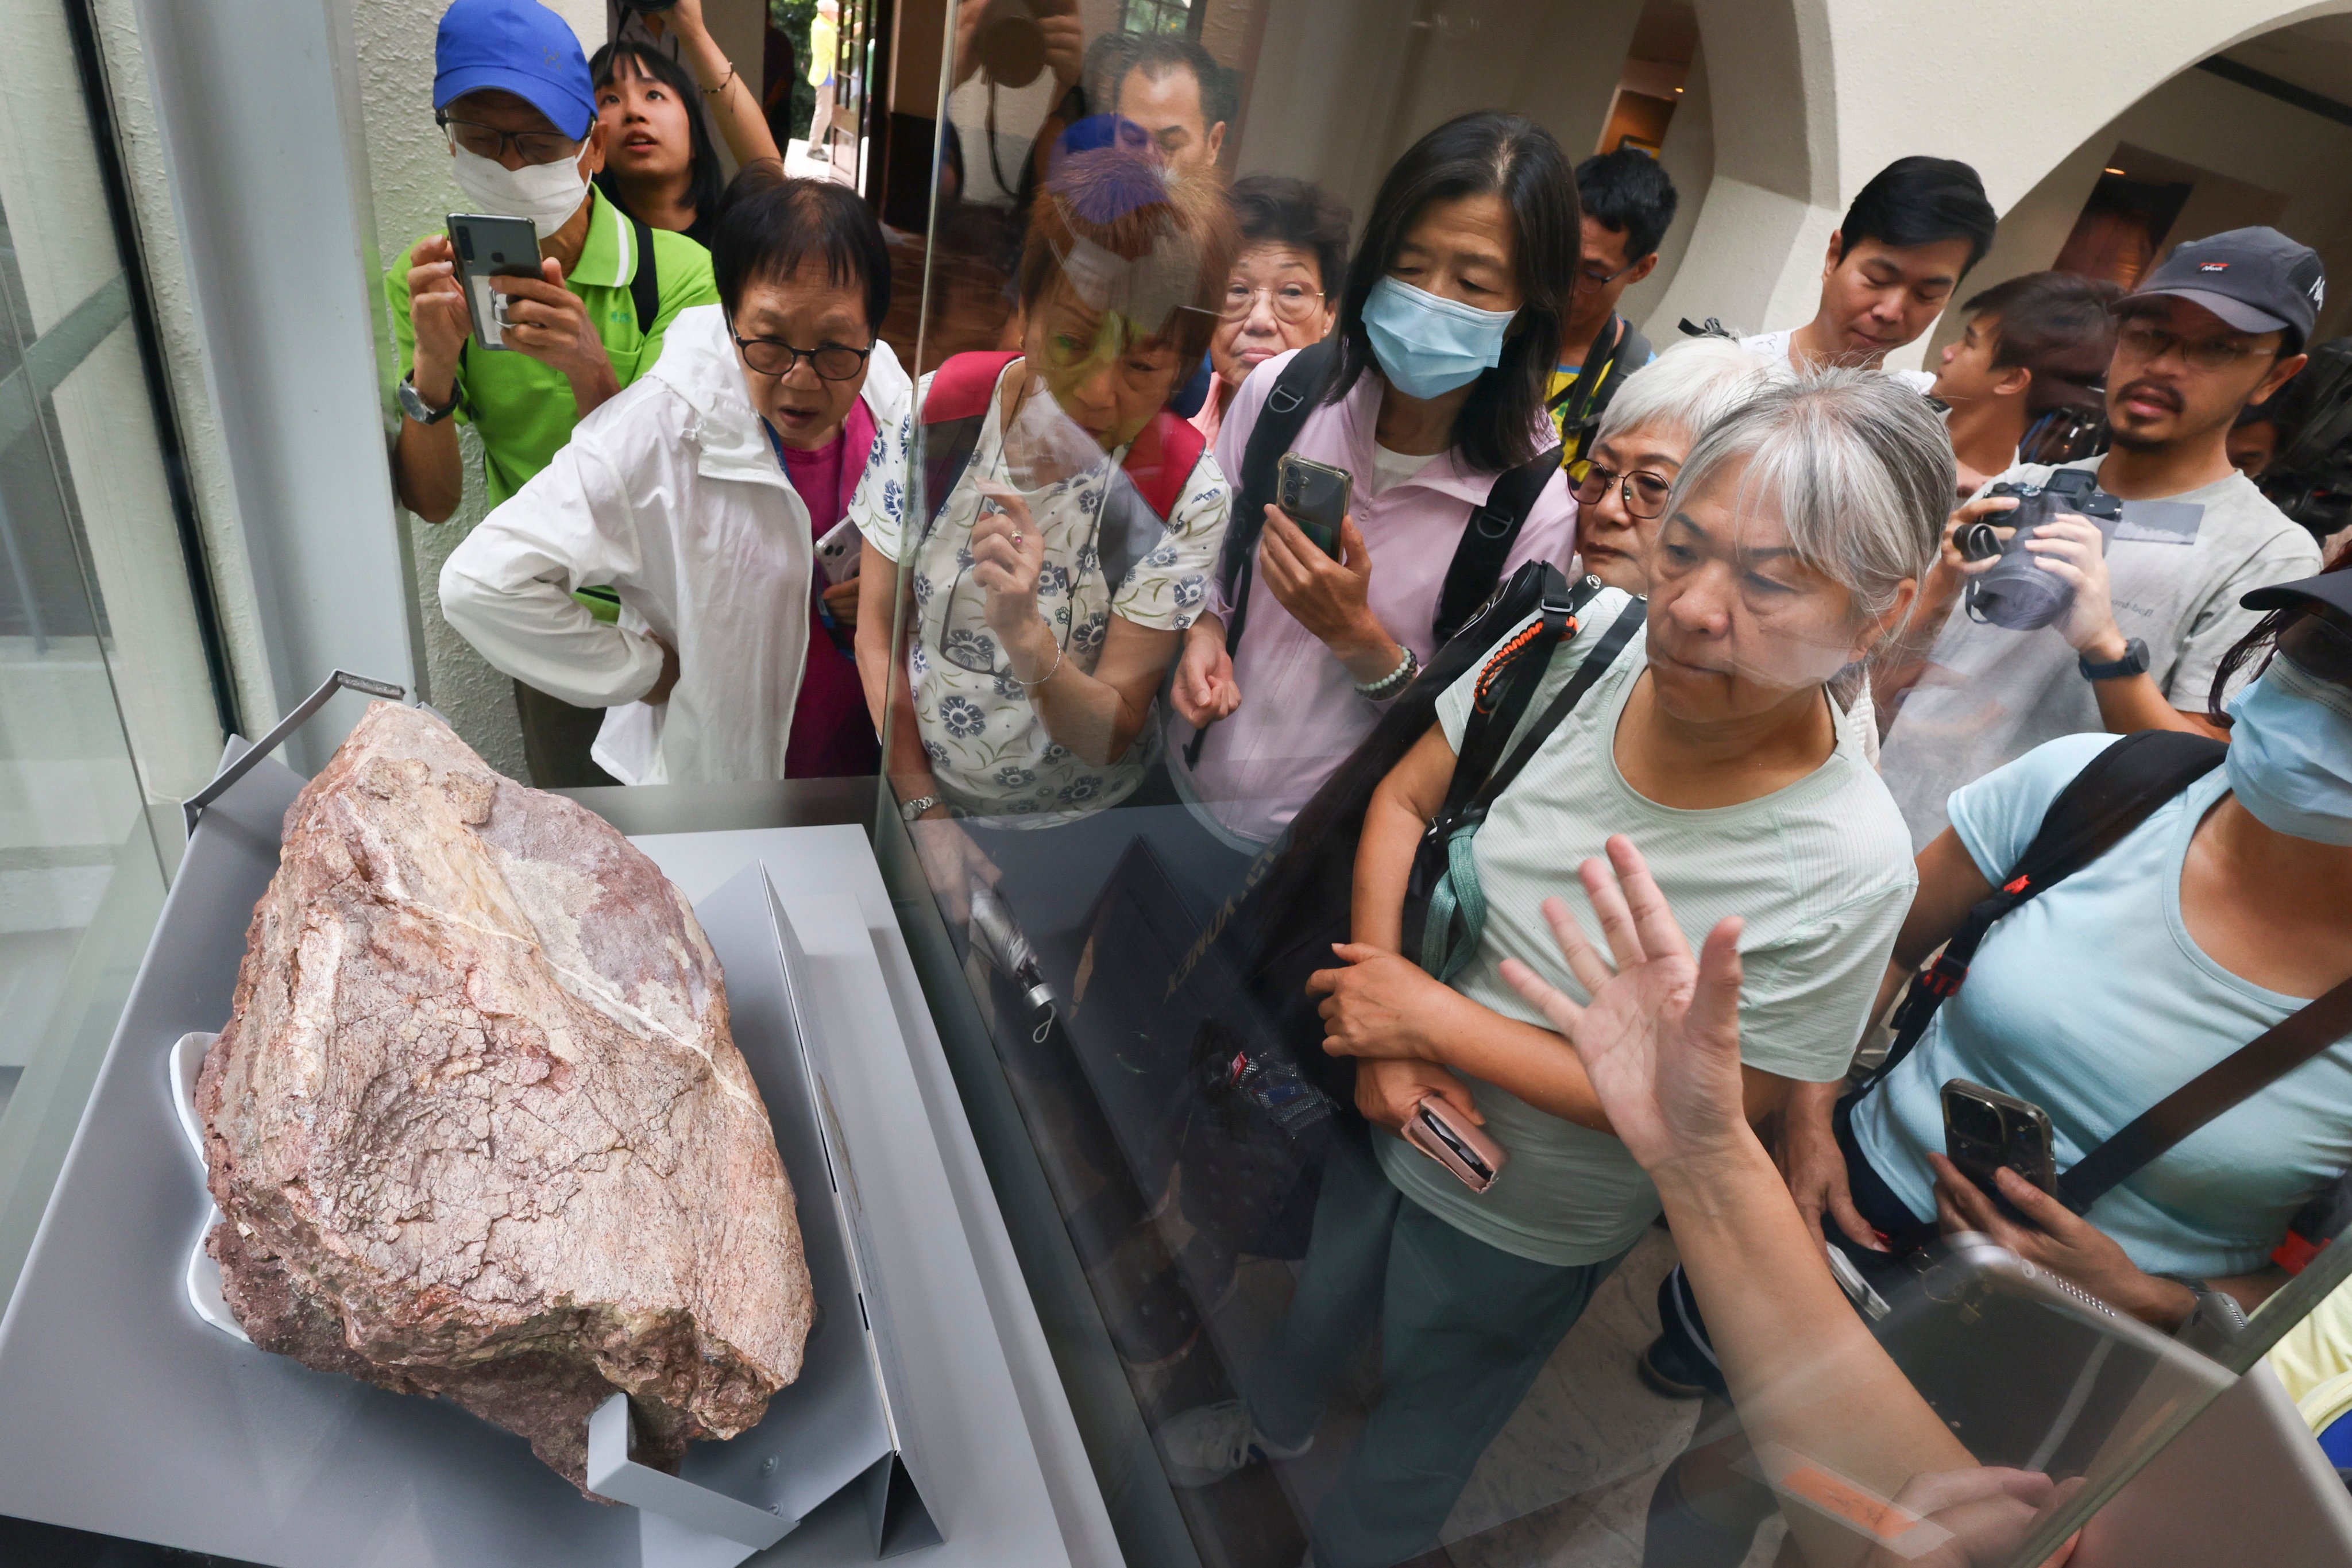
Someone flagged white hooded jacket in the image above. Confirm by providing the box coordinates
[439,304,912,784]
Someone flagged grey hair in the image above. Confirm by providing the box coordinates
[1666,368,1952,627]
[1594,336,1774,451]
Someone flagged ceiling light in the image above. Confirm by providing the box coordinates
[2104,166,2126,175]
[1673,86,1683,93]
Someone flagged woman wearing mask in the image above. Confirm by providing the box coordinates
[1157,374,1946,1568]
[1189,175,1349,447]
[1642,553,2352,1566]
[850,132,1234,902]
[1164,112,1581,885]
[591,0,782,245]
[439,171,909,785]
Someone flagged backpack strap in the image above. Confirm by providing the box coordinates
[1212,340,1334,651]
[1862,730,2229,1094]
[628,215,660,337]
[1411,592,1647,982]
[2059,974,2352,1215]
[1433,444,1562,643]
[916,352,1024,535]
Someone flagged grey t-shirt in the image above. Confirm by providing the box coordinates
[1879,455,2320,850]
[1377,589,1918,1266]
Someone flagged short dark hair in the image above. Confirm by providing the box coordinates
[1837,156,1997,275]
[1961,270,2121,413]
[1104,33,1236,129]
[1331,111,1579,474]
[1229,175,1351,300]
[1575,149,1678,262]
[589,43,725,227]
[712,167,891,334]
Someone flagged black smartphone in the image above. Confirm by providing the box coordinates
[1276,451,1353,559]
[1941,1077,2059,1211]
[447,213,544,352]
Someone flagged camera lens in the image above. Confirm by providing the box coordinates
[1955,521,2003,562]
[1951,1097,2003,1144]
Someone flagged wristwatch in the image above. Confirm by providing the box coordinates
[898,794,940,822]
[398,370,457,426]
[2078,637,2150,682]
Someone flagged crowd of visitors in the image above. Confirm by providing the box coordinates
[389,3,2352,1562]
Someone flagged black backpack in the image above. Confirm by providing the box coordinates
[1187,340,1562,766]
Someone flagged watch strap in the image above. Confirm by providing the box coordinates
[898,794,940,822]
[2079,636,2150,681]
[400,370,458,425]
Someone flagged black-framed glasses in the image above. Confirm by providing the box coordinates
[1567,457,1673,518]
[1574,258,1638,291]
[729,325,874,381]
[436,112,581,167]
[2116,320,2266,373]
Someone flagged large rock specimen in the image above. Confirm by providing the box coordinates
[197,702,810,1493]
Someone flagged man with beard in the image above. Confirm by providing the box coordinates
[1875,228,2323,851]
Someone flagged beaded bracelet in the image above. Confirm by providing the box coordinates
[1354,644,1418,700]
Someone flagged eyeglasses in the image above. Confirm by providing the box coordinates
[1567,458,1673,518]
[1222,281,1327,324]
[729,325,874,381]
[2116,320,2266,373]
[437,113,581,167]
[1574,258,1638,291]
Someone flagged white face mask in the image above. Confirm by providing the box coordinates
[449,143,590,239]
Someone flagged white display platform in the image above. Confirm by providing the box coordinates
[0,744,1119,1568]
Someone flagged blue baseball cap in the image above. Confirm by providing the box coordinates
[434,0,595,141]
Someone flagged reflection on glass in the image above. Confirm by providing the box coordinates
[881,6,2352,1566]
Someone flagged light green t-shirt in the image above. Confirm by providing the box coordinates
[385,188,720,507]
[1377,589,1919,1265]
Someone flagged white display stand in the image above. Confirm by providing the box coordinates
[0,739,1109,1568]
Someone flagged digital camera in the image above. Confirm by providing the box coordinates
[1961,467,2122,631]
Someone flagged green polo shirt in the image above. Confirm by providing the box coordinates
[387,188,719,507]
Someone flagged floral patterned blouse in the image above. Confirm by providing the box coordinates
[850,361,1230,824]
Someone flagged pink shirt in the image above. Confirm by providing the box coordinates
[1165,348,1578,845]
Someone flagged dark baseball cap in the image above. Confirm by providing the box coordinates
[2243,567,2352,621]
[2122,227,2325,353]
[434,0,594,141]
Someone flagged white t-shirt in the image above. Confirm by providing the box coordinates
[1879,454,2322,849]
[1376,590,1918,1265]
[1368,442,1434,497]
[1737,327,1937,393]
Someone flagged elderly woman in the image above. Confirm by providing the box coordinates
[851,129,1234,866]
[1165,111,1582,878]
[1189,174,1350,447]
[1567,335,1768,592]
[1156,372,1949,1568]
[440,169,909,783]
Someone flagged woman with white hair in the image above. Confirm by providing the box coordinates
[1154,370,1948,1568]
[1568,335,1771,592]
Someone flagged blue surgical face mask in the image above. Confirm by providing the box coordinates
[2224,649,2352,845]
[1362,275,1516,400]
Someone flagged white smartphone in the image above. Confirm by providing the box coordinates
[815,516,863,587]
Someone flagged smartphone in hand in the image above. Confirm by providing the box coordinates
[1276,451,1353,559]
[1405,1095,1507,1194]
[1941,1077,2059,1216]
[814,516,863,586]
[448,213,543,351]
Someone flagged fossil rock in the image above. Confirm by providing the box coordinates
[197,702,809,1493]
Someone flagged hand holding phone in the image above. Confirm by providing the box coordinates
[1941,1078,2059,1216]
[1276,452,1353,560]
[448,213,545,351]
[815,516,863,587]
[1405,1094,1508,1194]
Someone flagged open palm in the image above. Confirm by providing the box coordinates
[1497,835,1748,1173]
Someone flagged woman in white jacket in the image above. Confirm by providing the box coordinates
[441,169,912,784]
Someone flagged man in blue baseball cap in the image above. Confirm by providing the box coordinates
[388,0,717,786]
